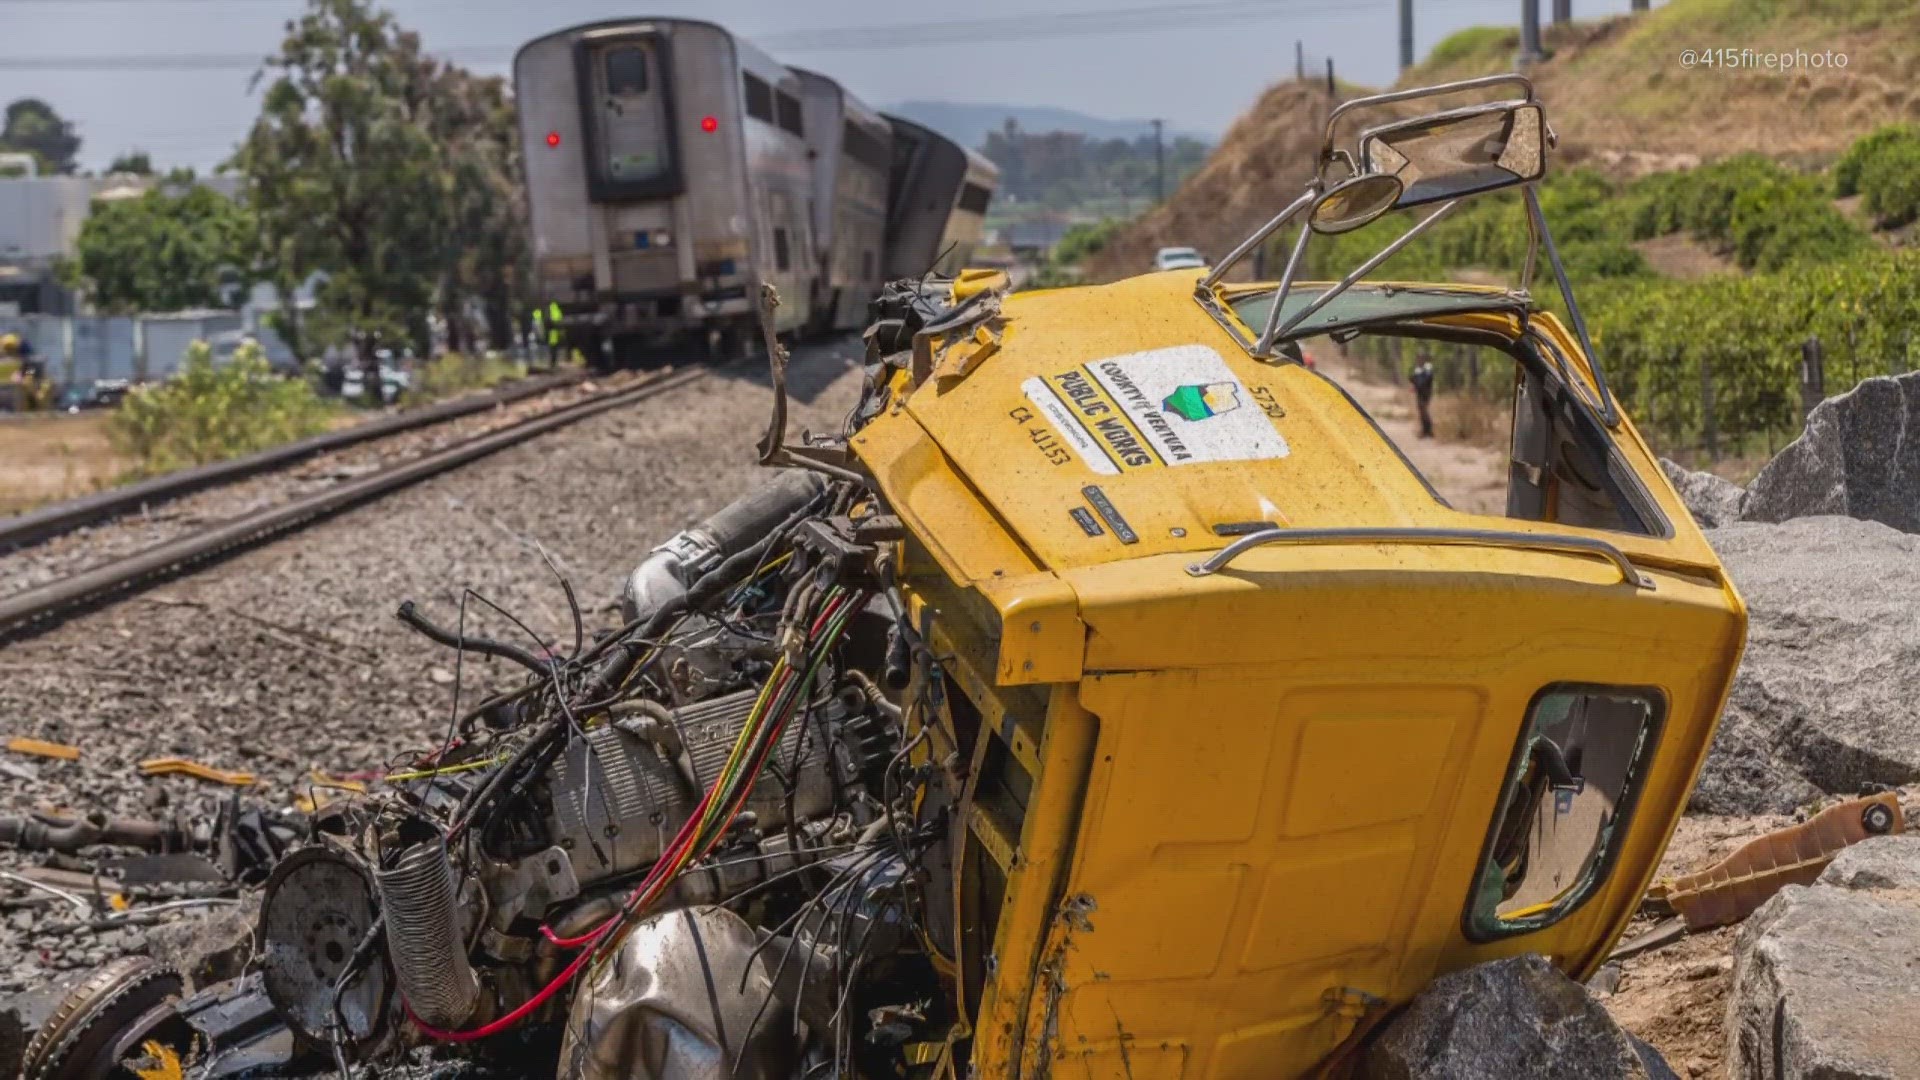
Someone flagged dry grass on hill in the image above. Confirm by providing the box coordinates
[1088,0,1920,283]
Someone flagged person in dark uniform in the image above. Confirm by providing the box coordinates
[15,337,41,383]
[1409,353,1436,439]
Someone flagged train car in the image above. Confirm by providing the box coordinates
[791,69,891,333]
[514,18,817,363]
[880,114,1000,281]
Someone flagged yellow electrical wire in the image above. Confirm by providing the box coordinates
[384,755,510,783]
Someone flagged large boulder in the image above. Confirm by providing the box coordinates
[1356,954,1655,1079]
[1818,833,1920,890]
[1659,458,1747,528]
[1743,370,1920,534]
[1727,835,1920,1078]
[1692,517,1920,813]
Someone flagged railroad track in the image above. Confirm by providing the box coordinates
[0,366,708,642]
[0,367,595,553]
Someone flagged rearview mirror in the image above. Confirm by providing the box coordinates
[1359,102,1546,210]
[1308,174,1404,234]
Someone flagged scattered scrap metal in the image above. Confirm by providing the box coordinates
[1610,791,1905,962]
[5,284,960,1079]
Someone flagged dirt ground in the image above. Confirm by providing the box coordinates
[1313,350,1509,515]
[0,412,128,514]
[1598,811,1798,1078]
[1593,795,1920,1078]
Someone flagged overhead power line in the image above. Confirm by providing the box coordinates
[0,0,1386,70]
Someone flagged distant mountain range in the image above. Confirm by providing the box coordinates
[885,100,1213,150]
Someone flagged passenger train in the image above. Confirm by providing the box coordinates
[514,18,999,364]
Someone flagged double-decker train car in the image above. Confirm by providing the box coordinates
[880,114,1000,280]
[515,18,997,364]
[514,18,817,363]
[792,68,892,333]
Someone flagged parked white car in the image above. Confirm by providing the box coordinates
[1153,246,1207,271]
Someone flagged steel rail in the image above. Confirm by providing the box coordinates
[0,368,594,552]
[0,367,708,642]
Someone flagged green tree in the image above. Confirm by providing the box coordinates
[1833,124,1920,198]
[0,98,81,175]
[229,0,529,395]
[106,151,154,176]
[229,0,450,396]
[981,126,1211,211]
[419,64,528,354]
[75,174,253,313]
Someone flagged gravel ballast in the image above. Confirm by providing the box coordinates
[0,373,642,599]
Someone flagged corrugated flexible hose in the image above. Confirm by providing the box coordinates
[377,837,483,1029]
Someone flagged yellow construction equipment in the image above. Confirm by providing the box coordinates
[0,332,51,412]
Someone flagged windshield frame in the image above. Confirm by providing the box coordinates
[1197,279,1531,359]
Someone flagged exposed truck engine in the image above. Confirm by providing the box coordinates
[234,460,945,1078]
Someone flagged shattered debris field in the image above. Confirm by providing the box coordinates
[4,255,1920,1080]
[6,342,1920,1080]
[0,341,863,997]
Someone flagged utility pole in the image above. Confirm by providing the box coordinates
[1296,40,1305,81]
[1151,118,1165,203]
[1519,0,1545,64]
[1552,0,1570,24]
[1398,0,1413,71]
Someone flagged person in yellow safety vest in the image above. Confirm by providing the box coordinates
[532,301,563,367]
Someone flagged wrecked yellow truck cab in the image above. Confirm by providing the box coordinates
[849,76,1746,1077]
[43,76,1748,1080]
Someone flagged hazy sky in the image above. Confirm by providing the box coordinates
[1,0,1661,172]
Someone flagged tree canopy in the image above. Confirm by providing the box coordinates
[75,175,253,314]
[106,151,155,176]
[228,0,528,368]
[0,98,82,175]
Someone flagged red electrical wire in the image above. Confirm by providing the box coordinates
[419,666,802,1035]
[412,591,861,1041]
[538,806,701,949]
[407,941,599,1042]
[422,818,692,1039]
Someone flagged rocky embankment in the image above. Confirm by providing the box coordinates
[1662,370,1920,815]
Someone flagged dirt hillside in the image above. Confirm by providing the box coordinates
[1088,0,1920,280]
[1085,81,1339,281]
